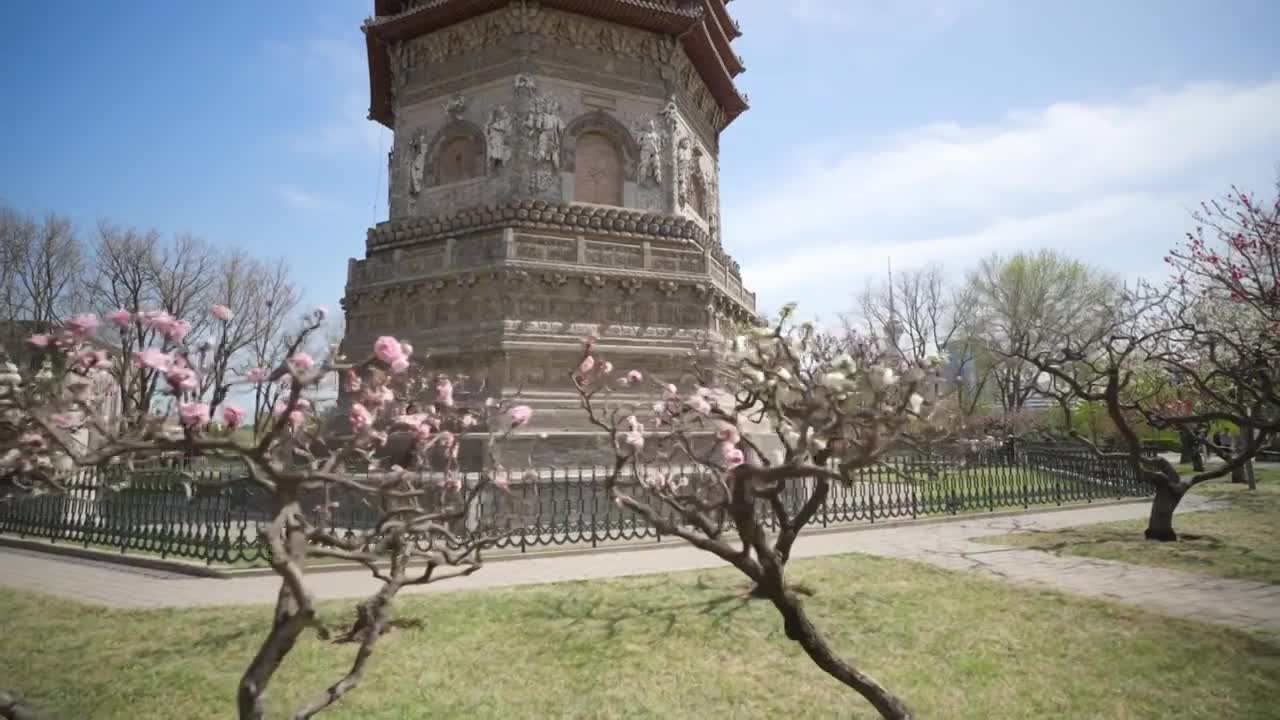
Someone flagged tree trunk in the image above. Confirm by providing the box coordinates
[1178,430,1194,464]
[1231,464,1247,484]
[1144,485,1184,542]
[0,692,44,720]
[769,589,913,719]
[237,494,312,719]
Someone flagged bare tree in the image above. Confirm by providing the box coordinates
[12,212,84,332]
[0,205,36,324]
[853,263,985,415]
[966,250,1122,413]
[85,222,162,421]
[197,253,301,419]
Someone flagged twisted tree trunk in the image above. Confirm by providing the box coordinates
[237,492,313,719]
[1144,484,1184,542]
[769,589,913,720]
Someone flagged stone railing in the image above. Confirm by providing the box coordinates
[348,230,756,312]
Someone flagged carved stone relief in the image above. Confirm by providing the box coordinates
[484,105,512,171]
[399,7,727,133]
[444,92,467,118]
[674,137,691,208]
[525,94,565,170]
[634,118,663,187]
[409,129,428,197]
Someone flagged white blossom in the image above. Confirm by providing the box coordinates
[868,366,897,389]
[908,393,924,414]
[820,372,847,390]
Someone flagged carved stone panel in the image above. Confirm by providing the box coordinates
[452,235,502,268]
[650,248,704,274]
[515,236,577,263]
[583,241,643,269]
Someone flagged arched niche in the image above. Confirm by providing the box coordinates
[426,120,485,187]
[574,132,624,206]
[689,172,708,218]
[560,111,640,182]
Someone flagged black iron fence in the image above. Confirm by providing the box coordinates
[0,447,1152,565]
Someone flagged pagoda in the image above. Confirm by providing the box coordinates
[343,0,756,462]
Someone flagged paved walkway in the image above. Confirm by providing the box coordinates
[1,497,1277,633]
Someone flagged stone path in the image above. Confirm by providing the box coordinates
[1,497,1277,634]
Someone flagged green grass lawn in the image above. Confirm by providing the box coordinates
[978,466,1280,584]
[3,553,1278,719]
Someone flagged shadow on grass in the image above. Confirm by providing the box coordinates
[520,574,765,642]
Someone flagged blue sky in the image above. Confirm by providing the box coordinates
[2,0,1278,324]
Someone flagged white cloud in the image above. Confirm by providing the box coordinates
[726,80,1280,316]
[273,185,342,212]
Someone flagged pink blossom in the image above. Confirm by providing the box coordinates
[74,350,110,371]
[164,319,192,342]
[28,334,50,349]
[576,355,596,377]
[65,313,100,336]
[222,404,246,429]
[716,425,740,445]
[349,403,373,431]
[400,341,414,357]
[443,472,461,491]
[165,367,199,393]
[435,379,454,407]
[132,348,172,370]
[601,361,613,374]
[394,413,427,428]
[379,387,395,404]
[460,414,478,428]
[18,432,46,450]
[179,402,210,428]
[493,470,510,490]
[210,304,233,322]
[50,412,83,430]
[342,371,362,393]
[686,395,711,415]
[107,309,133,328]
[438,431,455,448]
[389,356,410,374]
[623,429,645,450]
[140,310,171,330]
[662,383,678,400]
[288,410,305,429]
[245,367,268,383]
[626,370,643,384]
[509,405,533,427]
[373,336,404,365]
[290,352,314,372]
[722,446,745,468]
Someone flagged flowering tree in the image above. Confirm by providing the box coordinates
[1012,178,1280,542]
[571,305,945,720]
[1159,180,1280,480]
[0,307,535,718]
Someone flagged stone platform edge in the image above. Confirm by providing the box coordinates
[0,497,1152,580]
